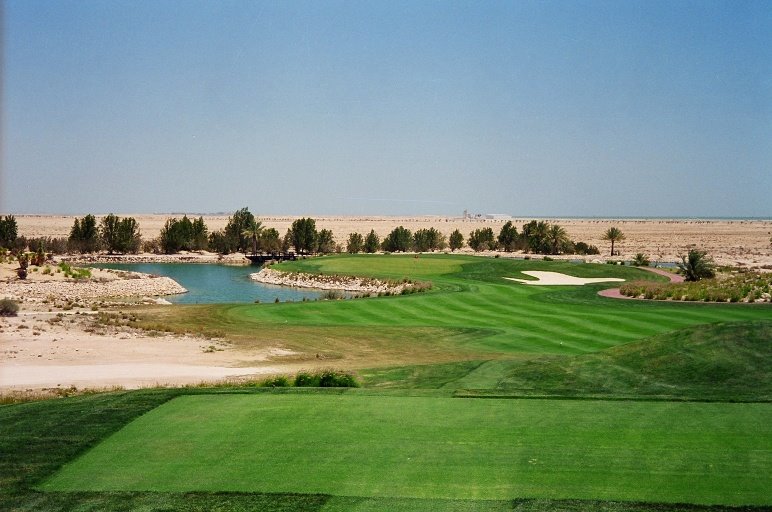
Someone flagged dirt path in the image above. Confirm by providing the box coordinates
[598,266,683,300]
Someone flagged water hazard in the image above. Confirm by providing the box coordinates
[92,263,322,304]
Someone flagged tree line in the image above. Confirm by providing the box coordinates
[1,211,630,257]
[342,220,600,256]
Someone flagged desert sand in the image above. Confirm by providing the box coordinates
[0,309,307,392]
[12,214,772,268]
[0,262,306,392]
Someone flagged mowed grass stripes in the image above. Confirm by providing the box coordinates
[41,394,772,505]
[203,255,771,356]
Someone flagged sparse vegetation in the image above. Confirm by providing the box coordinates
[58,261,92,280]
[0,298,19,316]
[620,269,772,302]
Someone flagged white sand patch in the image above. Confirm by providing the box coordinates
[505,271,625,286]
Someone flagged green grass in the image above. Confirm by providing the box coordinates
[4,255,772,511]
[363,321,772,401]
[136,255,772,368]
[40,394,771,505]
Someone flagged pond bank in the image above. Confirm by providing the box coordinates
[251,268,410,294]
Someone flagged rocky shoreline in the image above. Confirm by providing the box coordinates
[251,268,410,294]
[60,251,250,265]
[0,274,187,304]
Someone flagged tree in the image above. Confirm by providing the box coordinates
[68,214,99,253]
[317,229,335,254]
[547,224,571,254]
[468,228,496,251]
[364,230,380,253]
[159,216,203,254]
[347,233,364,254]
[99,214,121,254]
[190,217,208,251]
[677,249,715,281]
[242,219,264,255]
[602,227,625,256]
[208,230,233,254]
[100,214,140,254]
[259,228,282,252]
[116,217,141,254]
[0,215,18,249]
[574,241,600,255]
[522,220,550,254]
[289,218,318,254]
[449,229,464,251]
[224,207,256,253]
[413,227,445,252]
[159,218,185,254]
[497,221,519,252]
[382,226,412,252]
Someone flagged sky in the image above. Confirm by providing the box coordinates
[1,0,770,217]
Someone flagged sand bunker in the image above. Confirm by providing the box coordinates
[506,271,625,286]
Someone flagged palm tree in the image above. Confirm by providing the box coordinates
[602,227,625,256]
[242,220,264,255]
[677,249,715,281]
[547,225,570,254]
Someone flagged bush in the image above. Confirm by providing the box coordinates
[318,370,359,388]
[321,289,345,300]
[631,253,650,267]
[294,370,359,388]
[260,375,290,387]
[293,371,320,387]
[0,298,19,316]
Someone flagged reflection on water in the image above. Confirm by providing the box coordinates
[92,263,322,304]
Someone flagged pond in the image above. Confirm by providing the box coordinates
[92,263,322,304]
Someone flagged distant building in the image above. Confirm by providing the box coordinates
[484,214,511,220]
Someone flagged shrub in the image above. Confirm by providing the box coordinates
[260,375,290,387]
[631,253,651,267]
[0,298,19,316]
[321,290,345,300]
[293,369,359,387]
[318,370,359,387]
[294,371,320,387]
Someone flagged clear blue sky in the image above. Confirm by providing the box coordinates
[2,0,770,217]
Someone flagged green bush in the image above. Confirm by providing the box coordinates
[260,375,290,387]
[0,298,19,316]
[318,370,359,387]
[293,370,359,388]
[293,371,320,387]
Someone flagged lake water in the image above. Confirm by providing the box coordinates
[92,263,322,304]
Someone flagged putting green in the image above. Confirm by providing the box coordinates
[41,394,771,505]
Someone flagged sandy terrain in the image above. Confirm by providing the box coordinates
[12,214,772,268]
[0,310,306,391]
[0,262,305,392]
